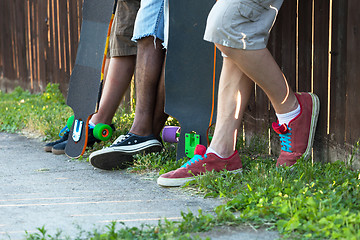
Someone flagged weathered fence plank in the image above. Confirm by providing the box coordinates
[0,0,83,94]
[345,0,360,146]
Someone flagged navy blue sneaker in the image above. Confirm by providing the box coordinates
[52,140,68,155]
[44,126,69,153]
[89,133,162,170]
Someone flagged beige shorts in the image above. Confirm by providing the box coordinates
[204,0,283,50]
[107,0,140,58]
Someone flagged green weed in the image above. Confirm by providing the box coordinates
[25,216,212,240]
[219,159,360,239]
[0,84,71,139]
[128,144,185,175]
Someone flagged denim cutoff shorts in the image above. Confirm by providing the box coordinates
[204,0,284,50]
[132,0,169,48]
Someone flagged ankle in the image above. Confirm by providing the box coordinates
[207,145,235,159]
[276,103,300,125]
[89,115,112,125]
[128,129,152,137]
[274,94,298,114]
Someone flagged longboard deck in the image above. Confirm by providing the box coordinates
[65,0,114,158]
[165,0,222,160]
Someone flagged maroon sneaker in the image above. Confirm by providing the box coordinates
[272,92,320,167]
[157,145,242,187]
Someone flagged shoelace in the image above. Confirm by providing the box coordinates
[181,154,207,168]
[112,134,130,145]
[59,126,69,138]
[279,127,292,152]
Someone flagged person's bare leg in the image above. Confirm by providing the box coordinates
[152,56,169,139]
[103,58,110,81]
[209,57,253,158]
[216,45,298,114]
[90,55,136,125]
[129,37,166,136]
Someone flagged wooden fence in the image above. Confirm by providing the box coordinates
[0,0,83,94]
[244,0,360,165]
[0,0,359,165]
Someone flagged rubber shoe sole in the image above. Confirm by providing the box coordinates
[90,142,162,170]
[44,146,53,152]
[157,169,242,187]
[52,148,65,155]
[302,93,320,160]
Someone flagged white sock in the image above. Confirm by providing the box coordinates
[206,147,225,158]
[89,120,96,128]
[276,104,300,125]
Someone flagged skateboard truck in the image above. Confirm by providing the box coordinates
[72,119,83,142]
[185,132,200,158]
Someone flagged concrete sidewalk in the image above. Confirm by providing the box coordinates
[0,132,279,240]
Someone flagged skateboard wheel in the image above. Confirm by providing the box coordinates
[67,115,75,129]
[93,123,113,141]
[162,126,180,143]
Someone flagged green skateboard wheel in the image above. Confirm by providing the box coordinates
[67,115,75,129]
[93,123,113,141]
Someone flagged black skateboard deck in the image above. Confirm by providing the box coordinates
[165,0,222,160]
[65,0,115,158]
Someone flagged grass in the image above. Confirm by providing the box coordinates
[1,84,360,239]
[0,84,137,142]
[0,84,71,139]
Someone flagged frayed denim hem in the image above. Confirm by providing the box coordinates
[132,34,167,49]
